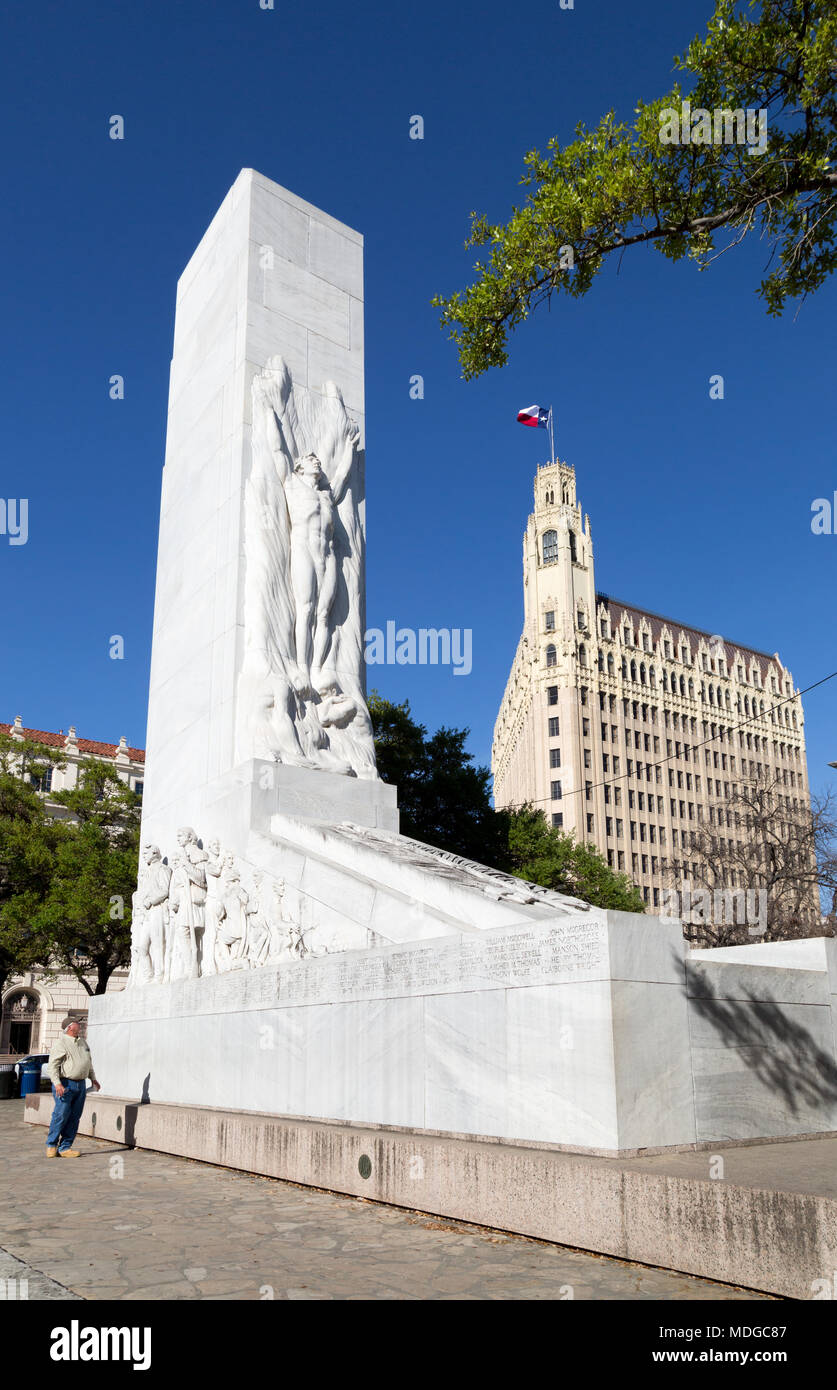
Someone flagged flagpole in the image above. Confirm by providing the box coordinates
[549,406,555,466]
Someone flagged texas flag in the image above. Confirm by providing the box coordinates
[517,404,551,429]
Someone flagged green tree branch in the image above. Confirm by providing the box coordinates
[434,0,837,377]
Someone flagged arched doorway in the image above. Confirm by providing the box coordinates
[0,990,42,1055]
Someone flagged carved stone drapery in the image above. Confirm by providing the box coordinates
[237,356,377,781]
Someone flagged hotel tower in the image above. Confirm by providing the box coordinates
[491,462,811,909]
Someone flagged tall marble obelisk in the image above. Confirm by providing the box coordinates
[140,168,396,863]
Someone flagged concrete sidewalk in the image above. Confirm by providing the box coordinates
[1,1101,765,1301]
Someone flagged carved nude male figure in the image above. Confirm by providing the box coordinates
[253,366,359,698]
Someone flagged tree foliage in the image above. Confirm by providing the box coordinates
[369,691,508,866]
[33,759,141,995]
[0,735,140,997]
[0,733,63,998]
[369,694,645,912]
[670,771,836,945]
[505,804,646,912]
[435,0,837,377]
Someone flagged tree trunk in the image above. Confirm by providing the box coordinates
[94,961,113,995]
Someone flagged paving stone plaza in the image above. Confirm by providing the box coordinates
[0,1102,765,1302]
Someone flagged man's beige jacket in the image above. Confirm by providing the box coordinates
[47,1032,97,1086]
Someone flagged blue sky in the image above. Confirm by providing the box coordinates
[0,0,834,801]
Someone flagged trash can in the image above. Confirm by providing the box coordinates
[0,1064,16,1100]
[18,1056,48,1098]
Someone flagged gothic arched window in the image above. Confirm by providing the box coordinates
[546,644,557,667]
[568,528,578,564]
[542,530,558,563]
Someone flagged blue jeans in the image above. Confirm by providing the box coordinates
[46,1079,87,1152]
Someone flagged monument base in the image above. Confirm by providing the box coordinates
[89,911,699,1152]
[90,913,837,1152]
[24,1091,837,1299]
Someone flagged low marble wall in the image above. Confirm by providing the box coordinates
[687,946,837,1142]
[91,917,837,1153]
[89,911,696,1152]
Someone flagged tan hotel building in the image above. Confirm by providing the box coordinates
[491,462,811,909]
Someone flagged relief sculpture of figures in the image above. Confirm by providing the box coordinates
[215,854,250,973]
[129,845,171,987]
[246,872,271,968]
[142,845,171,983]
[202,838,225,976]
[165,827,207,982]
[238,355,378,780]
[125,829,323,987]
[269,880,293,961]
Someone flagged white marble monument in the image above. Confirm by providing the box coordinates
[89,170,837,1160]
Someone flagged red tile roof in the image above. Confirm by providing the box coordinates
[0,724,145,764]
[596,595,782,683]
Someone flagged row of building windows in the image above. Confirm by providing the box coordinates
[546,735,802,805]
[562,700,802,759]
[590,655,799,723]
[28,768,144,797]
[597,620,787,695]
[603,728,662,752]
[542,607,589,633]
[537,562,786,712]
[532,599,790,699]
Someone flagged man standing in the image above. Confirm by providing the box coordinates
[45,1018,100,1158]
